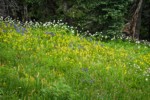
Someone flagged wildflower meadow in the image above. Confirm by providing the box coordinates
[0,17,150,100]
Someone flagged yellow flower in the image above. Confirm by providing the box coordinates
[106,66,110,70]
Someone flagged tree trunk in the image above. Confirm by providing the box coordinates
[23,4,28,21]
[130,0,143,40]
[123,0,143,40]
[0,0,6,17]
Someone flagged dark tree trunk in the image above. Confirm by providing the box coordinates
[123,0,144,40]
[130,0,143,40]
[0,0,6,17]
[23,4,28,21]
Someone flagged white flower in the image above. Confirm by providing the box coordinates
[138,46,140,49]
[145,78,148,81]
[136,41,140,44]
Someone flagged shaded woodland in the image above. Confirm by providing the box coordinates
[0,0,150,40]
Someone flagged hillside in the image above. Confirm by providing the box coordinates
[0,19,150,100]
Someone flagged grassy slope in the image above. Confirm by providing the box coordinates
[0,22,150,100]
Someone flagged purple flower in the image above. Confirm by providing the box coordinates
[14,24,20,33]
[81,67,88,72]
[45,32,55,37]
[22,27,26,35]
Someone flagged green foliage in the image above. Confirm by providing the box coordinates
[2,0,150,40]
[0,19,150,99]
[16,0,131,39]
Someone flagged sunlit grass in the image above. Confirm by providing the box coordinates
[0,18,150,100]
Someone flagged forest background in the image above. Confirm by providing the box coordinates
[0,0,150,40]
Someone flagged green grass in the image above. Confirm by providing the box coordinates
[0,20,150,100]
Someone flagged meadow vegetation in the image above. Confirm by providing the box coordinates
[0,17,150,100]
